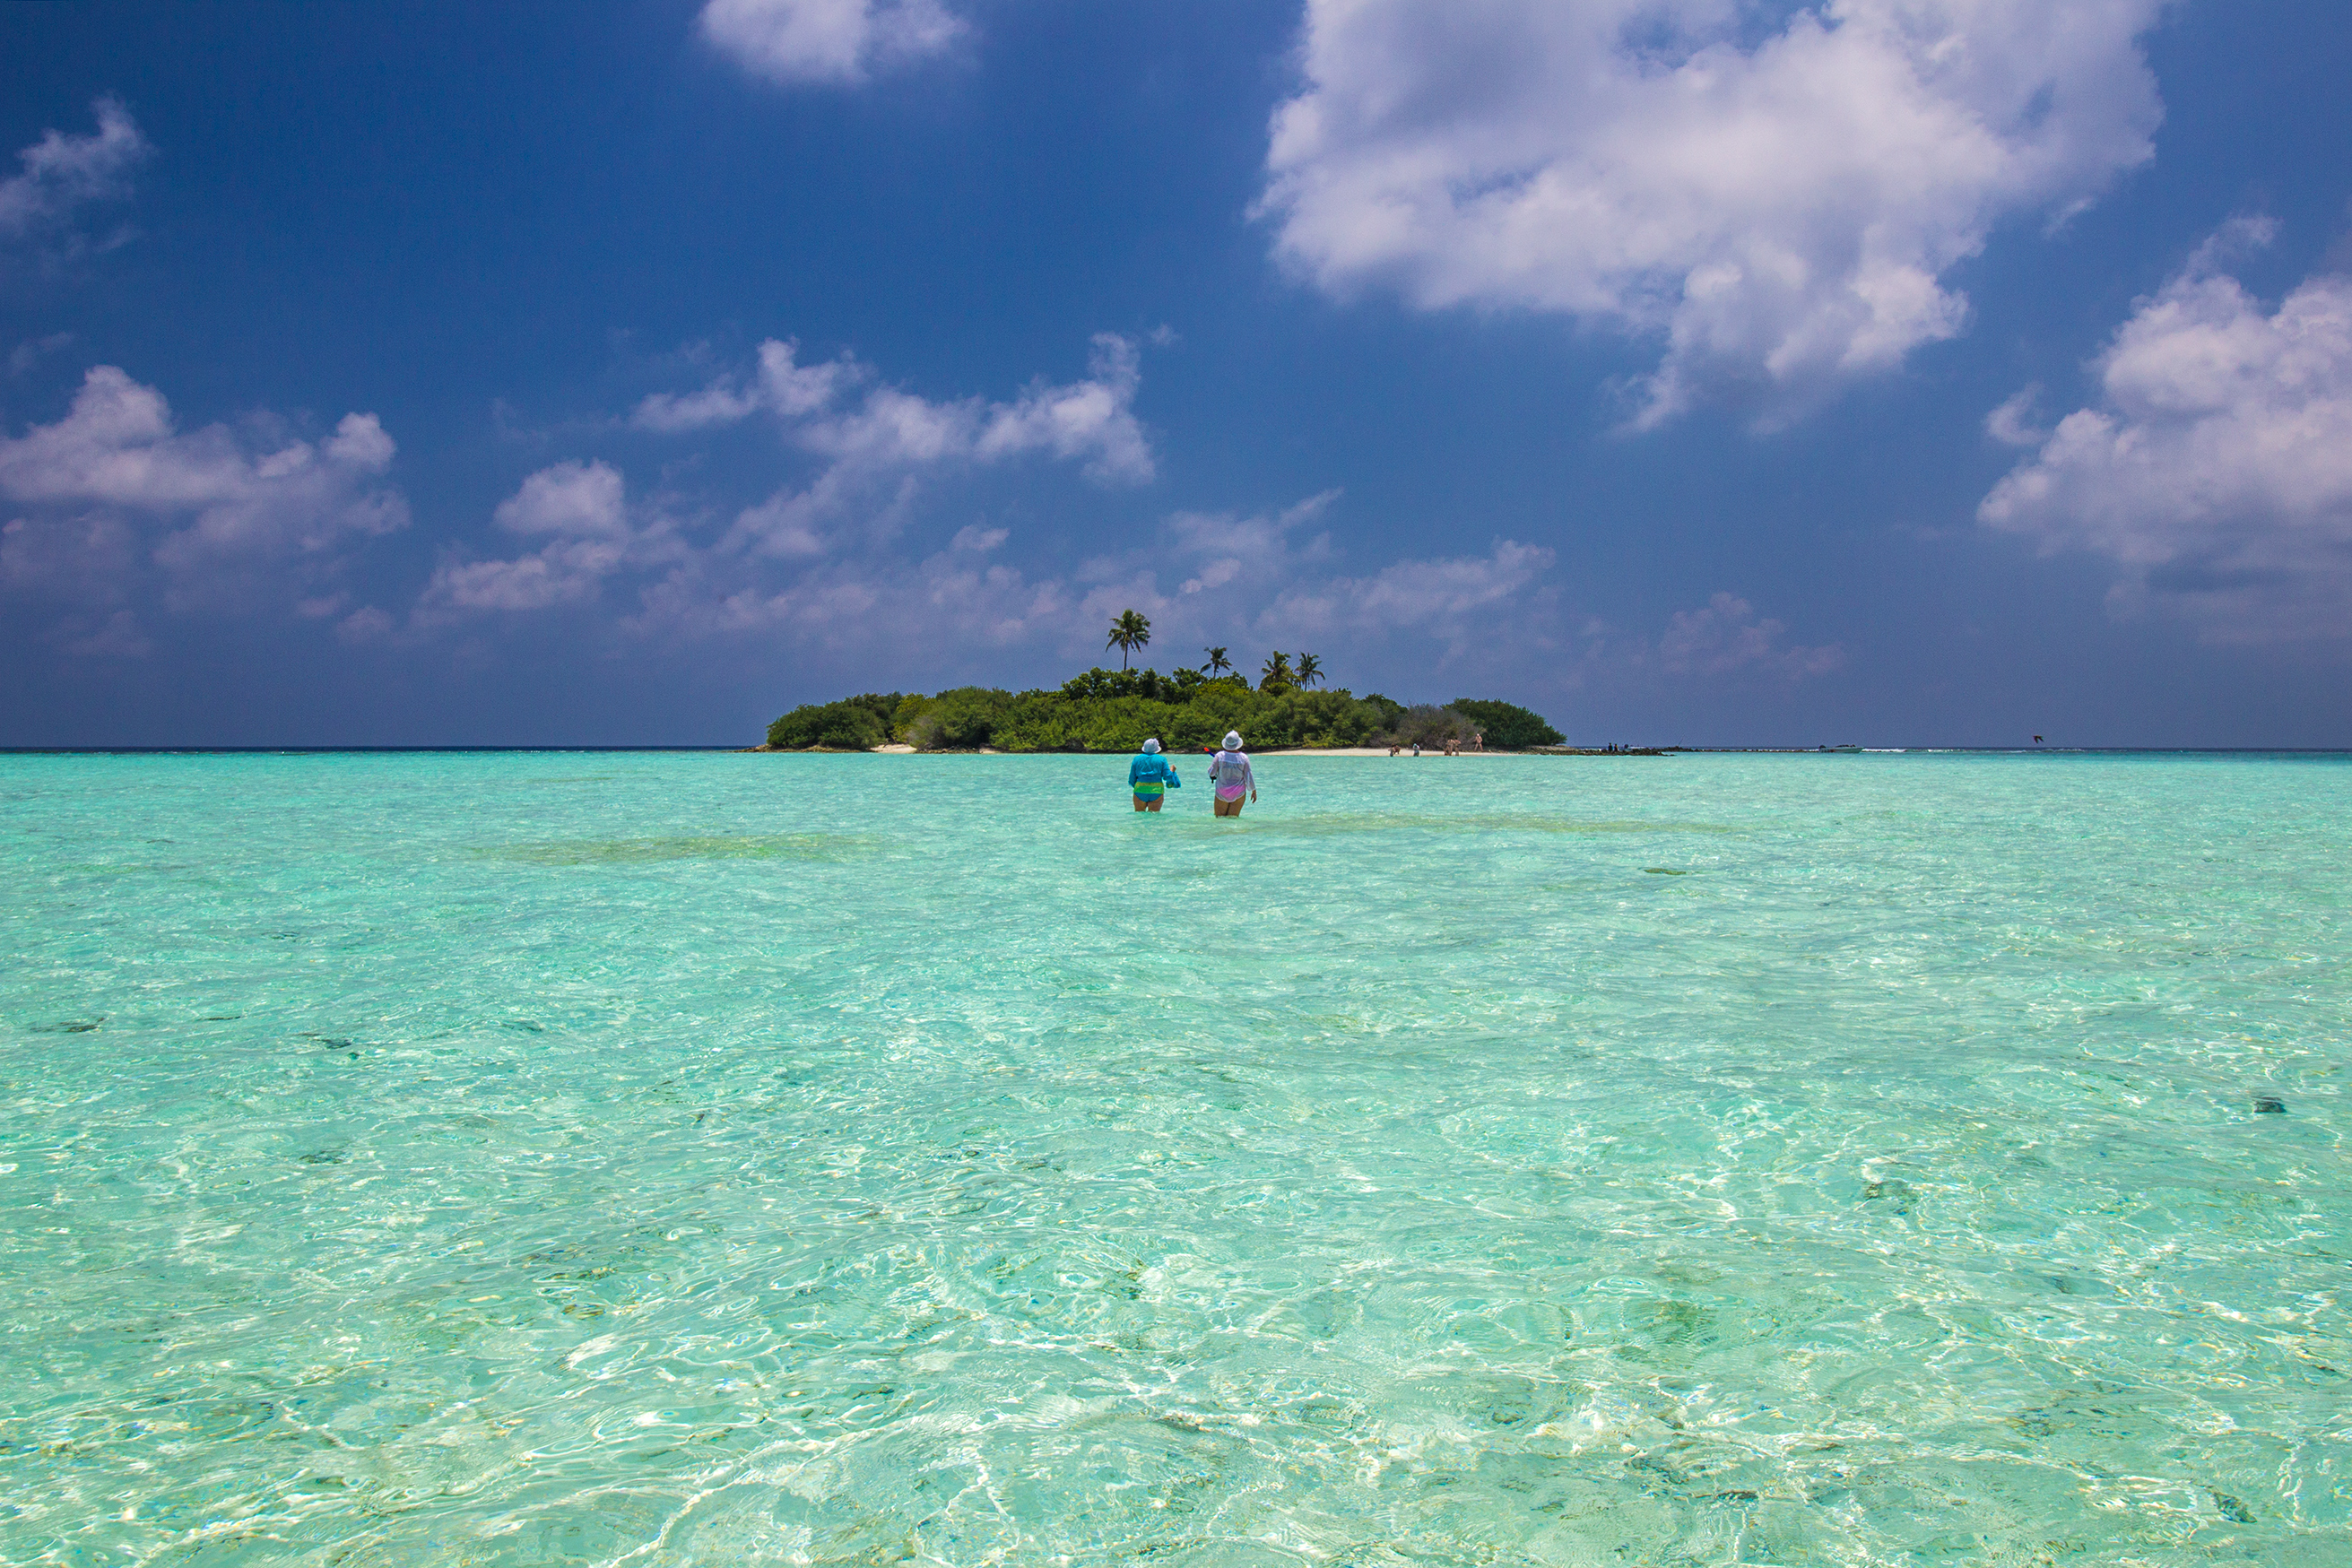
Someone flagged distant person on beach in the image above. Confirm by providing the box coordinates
[1388,740,1401,757]
[1210,732,1256,818]
[1128,738,1181,812]
[1472,730,1484,751]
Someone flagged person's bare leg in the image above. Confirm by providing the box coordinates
[1134,797,1148,811]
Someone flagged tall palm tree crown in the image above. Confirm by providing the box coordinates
[1202,645,1231,679]
[1295,653,1324,689]
[1107,609,1151,670]
[1260,650,1293,691]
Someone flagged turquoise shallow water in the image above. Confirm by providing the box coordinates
[2,749,2348,1566]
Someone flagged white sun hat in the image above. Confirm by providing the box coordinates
[1223,732,1243,750]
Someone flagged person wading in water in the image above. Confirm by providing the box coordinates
[1210,732,1256,818]
[1128,738,1181,812]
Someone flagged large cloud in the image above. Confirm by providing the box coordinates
[0,367,407,647]
[681,332,1150,564]
[0,97,149,253]
[1263,536,1557,650]
[1259,0,2163,428]
[988,489,1566,672]
[430,336,1152,628]
[633,334,1152,488]
[425,329,1572,678]
[1980,226,2352,643]
[430,342,1787,690]
[629,491,1569,680]
[1656,591,1843,677]
[628,338,854,432]
[417,460,670,618]
[699,0,967,85]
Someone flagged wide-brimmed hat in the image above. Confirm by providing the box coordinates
[1141,738,1160,754]
[1223,732,1243,750]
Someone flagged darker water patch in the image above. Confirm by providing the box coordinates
[1862,1179,1917,1214]
[475,833,872,866]
[32,1018,103,1034]
[1642,867,1689,875]
[2252,1096,2286,1114]
[1188,813,1740,840]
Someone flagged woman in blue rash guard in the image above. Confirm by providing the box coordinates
[1128,738,1182,812]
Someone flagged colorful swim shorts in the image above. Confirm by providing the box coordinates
[1215,784,1246,802]
[1133,783,1165,802]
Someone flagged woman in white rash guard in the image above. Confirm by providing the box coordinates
[1209,731,1256,819]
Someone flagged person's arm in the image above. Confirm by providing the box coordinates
[1167,764,1180,787]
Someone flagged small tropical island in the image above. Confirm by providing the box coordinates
[759,610,1566,753]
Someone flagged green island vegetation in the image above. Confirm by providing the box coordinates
[764,611,1566,753]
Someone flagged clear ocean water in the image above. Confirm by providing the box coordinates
[3,749,2347,1567]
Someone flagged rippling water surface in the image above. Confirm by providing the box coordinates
[3,749,2347,1566]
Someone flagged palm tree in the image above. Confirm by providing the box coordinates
[1202,645,1232,679]
[1295,653,1324,689]
[1107,609,1151,670]
[1260,650,1293,692]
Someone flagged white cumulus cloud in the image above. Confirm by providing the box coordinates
[421,460,665,616]
[1057,496,1560,674]
[1980,224,2352,642]
[0,96,150,249]
[431,336,1151,629]
[426,342,1579,685]
[1657,591,1844,677]
[0,366,407,637]
[632,334,1150,488]
[697,334,1150,560]
[1259,0,2164,428]
[495,458,629,539]
[1267,539,1556,642]
[631,489,1569,683]
[699,0,968,85]
[629,339,857,432]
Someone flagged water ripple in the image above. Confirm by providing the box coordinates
[1,750,2346,1564]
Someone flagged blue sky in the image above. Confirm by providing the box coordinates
[4,0,2349,747]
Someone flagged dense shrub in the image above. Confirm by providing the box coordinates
[897,686,1015,749]
[1447,697,1565,749]
[994,693,1181,753]
[764,674,1557,753]
[1057,666,1223,704]
[1385,705,1474,747]
[978,683,1384,752]
[766,693,901,750]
